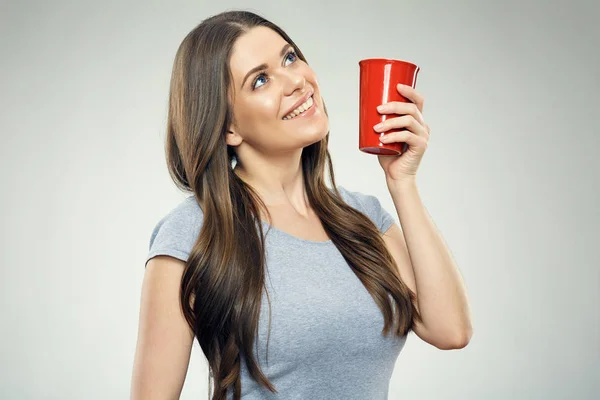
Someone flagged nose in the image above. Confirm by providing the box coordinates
[282,70,306,96]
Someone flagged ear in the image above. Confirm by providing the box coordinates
[225,128,243,147]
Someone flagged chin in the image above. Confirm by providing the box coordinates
[298,127,329,148]
[286,112,330,148]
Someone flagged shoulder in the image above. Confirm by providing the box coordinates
[336,185,369,208]
[336,185,387,215]
[335,185,396,234]
[145,195,204,266]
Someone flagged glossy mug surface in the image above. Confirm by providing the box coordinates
[359,58,420,155]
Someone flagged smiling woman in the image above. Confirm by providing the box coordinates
[131,9,421,400]
[225,25,329,160]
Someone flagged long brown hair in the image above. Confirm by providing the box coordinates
[164,9,421,400]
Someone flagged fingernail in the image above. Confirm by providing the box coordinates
[377,104,385,111]
[373,123,383,130]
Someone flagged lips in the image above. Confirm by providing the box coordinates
[282,90,314,119]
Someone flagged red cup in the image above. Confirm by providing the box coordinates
[359,58,420,155]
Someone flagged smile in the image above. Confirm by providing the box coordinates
[282,95,315,120]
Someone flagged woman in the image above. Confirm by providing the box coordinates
[131,10,472,400]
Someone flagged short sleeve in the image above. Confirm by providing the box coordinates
[338,186,396,233]
[145,196,204,267]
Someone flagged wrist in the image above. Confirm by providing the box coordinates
[386,175,418,189]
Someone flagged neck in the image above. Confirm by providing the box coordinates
[233,148,309,213]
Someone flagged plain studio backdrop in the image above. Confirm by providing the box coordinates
[1,0,598,399]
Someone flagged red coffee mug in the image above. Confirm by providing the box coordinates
[359,58,420,155]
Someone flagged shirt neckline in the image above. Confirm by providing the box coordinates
[260,221,333,245]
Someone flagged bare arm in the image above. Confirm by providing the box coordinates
[382,178,472,349]
[130,256,195,400]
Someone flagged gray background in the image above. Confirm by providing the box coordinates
[1,0,598,398]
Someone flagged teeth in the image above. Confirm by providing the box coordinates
[283,96,314,120]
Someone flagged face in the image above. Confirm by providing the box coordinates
[226,26,329,155]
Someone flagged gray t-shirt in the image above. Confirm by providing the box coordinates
[145,186,407,399]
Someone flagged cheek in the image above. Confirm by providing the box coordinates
[232,97,282,141]
[255,96,280,119]
[240,96,280,126]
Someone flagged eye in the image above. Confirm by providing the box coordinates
[252,50,299,90]
[252,73,268,90]
[284,50,298,66]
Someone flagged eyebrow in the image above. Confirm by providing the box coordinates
[241,43,294,89]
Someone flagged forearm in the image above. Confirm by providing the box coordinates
[387,177,472,341]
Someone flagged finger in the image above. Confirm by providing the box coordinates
[379,130,427,148]
[373,115,428,137]
[377,101,425,126]
[397,84,424,113]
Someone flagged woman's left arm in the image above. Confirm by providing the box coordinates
[374,83,472,349]
[383,178,473,350]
